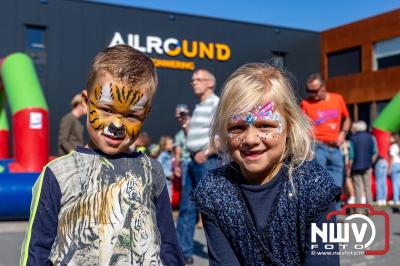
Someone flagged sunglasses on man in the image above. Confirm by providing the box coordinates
[306,83,324,94]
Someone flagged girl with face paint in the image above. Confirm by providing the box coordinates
[225,99,286,183]
[192,63,341,265]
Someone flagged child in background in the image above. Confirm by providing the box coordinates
[148,143,160,159]
[157,135,174,200]
[390,133,400,206]
[375,155,388,206]
[171,145,183,209]
[134,131,152,154]
[20,45,184,266]
[192,63,340,265]
[342,139,356,205]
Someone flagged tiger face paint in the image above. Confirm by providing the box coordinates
[84,73,150,155]
[226,100,286,183]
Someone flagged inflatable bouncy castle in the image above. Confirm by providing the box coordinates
[0,53,49,219]
[372,92,400,200]
[373,92,400,162]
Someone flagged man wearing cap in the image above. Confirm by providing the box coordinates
[57,94,85,155]
[173,104,191,202]
[174,104,191,169]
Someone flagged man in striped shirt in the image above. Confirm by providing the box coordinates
[176,69,220,264]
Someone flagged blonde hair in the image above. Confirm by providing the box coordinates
[210,63,314,182]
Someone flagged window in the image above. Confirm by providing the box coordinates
[327,47,361,78]
[347,104,355,122]
[348,102,373,129]
[376,100,390,115]
[373,36,400,70]
[357,102,371,129]
[25,26,47,75]
[271,51,286,69]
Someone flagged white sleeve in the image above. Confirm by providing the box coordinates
[389,144,399,157]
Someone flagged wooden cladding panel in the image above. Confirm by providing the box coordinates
[327,66,400,104]
[322,9,400,53]
[322,9,400,103]
[361,44,372,73]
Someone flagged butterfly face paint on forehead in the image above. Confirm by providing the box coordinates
[88,81,149,140]
[229,101,284,130]
[227,101,285,143]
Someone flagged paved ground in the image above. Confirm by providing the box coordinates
[0,220,209,266]
[1,208,399,266]
[338,207,400,266]
[0,221,27,266]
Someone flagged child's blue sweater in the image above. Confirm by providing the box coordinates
[192,160,341,266]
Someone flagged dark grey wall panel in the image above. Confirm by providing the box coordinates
[0,0,320,155]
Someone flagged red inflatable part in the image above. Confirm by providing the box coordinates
[171,175,182,210]
[0,130,9,159]
[9,108,49,172]
[372,127,391,162]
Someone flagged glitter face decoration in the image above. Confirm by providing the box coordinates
[227,101,284,143]
[88,82,148,140]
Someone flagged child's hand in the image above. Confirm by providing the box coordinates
[174,167,182,178]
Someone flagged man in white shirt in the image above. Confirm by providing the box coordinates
[176,69,219,264]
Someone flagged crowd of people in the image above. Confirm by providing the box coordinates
[21,44,399,266]
[127,72,400,214]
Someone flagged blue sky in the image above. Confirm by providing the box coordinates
[90,0,400,31]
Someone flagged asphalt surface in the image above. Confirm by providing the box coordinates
[1,208,399,266]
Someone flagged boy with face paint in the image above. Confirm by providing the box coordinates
[82,72,150,155]
[20,45,184,266]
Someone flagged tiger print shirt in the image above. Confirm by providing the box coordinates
[20,146,184,266]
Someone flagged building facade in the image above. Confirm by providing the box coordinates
[321,9,400,126]
[1,0,322,155]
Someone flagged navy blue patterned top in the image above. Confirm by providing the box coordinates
[192,160,341,265]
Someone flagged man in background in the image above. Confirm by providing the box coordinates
[57,94,85,155]
[176,69,220,264]
[302,73,351,208]
[174,103,191,191]
[348,120,378,207]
